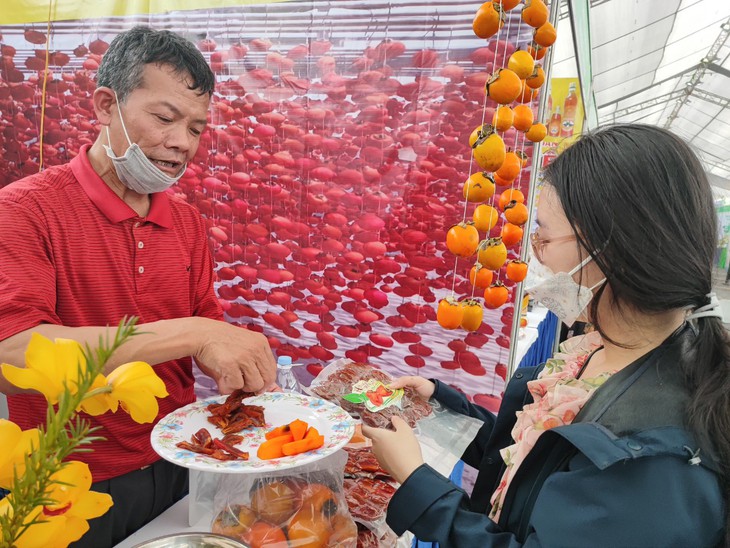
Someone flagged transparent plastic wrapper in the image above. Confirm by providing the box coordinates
[308,360,432,431]
[210,450,358,547]
[308,360,484,546]
[308,359,484,477]
[342,447,400,546]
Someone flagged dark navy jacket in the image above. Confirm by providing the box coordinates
[386,325,726,547]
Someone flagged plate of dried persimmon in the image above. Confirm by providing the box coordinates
[151,390,355,473]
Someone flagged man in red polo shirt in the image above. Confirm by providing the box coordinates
[0,27,276,546]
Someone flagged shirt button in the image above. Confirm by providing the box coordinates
[486,457,494,465]
[134,222,140,228]
[627,441,642,451]
[138,241,144,249]
[138,266,145,274]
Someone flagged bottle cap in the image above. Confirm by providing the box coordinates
[277,355,293,367]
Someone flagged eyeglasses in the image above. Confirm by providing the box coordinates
[530,228,576,263]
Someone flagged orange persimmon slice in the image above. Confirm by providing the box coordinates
[289,419,309,441]
[265,424,291,440]
[257,433,294,460]
[282,435,324,456]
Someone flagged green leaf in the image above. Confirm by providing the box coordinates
[342,393,368,404]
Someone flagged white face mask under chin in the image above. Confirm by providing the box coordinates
[102,93,185,194]
[524,254,605,326]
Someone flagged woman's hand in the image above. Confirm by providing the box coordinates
[388,375,436,400]
[361,416,424,484]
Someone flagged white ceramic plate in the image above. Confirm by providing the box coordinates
[151,392,355,473]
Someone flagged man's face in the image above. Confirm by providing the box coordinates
[106,63,210,176]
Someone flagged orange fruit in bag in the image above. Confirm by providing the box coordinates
[251,480,301,525]
[247,521,288,548]
[287,508,331,548]
[329,514,358,544]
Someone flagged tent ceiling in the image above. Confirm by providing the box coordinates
[584,0,730,180]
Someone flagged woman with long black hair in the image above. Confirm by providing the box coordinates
[364,124,728,547]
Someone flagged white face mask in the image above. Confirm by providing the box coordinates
[102,92,185,194]
[524,254,605,326]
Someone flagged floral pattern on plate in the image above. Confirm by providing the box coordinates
[151,392,355,473]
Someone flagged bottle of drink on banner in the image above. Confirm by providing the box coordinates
[549,106,562,137]
[276,355,301,393]
[542,145,558,168]
[561,83,578,138]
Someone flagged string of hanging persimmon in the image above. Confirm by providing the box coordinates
[438,0,555,332]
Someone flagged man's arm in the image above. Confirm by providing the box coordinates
[0,316,276,395]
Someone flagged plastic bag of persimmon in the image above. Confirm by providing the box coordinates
[307,359,484,478]
[210,450,359,547]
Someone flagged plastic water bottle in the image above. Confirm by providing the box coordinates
[277,355,301,393]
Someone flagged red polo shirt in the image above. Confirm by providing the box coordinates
[0,145,223,481]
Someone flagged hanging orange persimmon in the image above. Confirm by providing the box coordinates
[508,50,536,80]
[504,200,529,226]
[463,172,496,202]
[446,222,480,258]
[469,264,494,289]
[484,282,509,309]
[517,80,539,103]
[472,125,506,172]
[526,65,546,89]
[501,222,524,246]
[473,2,505,39]
[512,104,534,131]
[498,188,525,211]
[534,21,557,47]
[495,151,521,182]
[506,260,528,282]
[492,105,514,131]
[473,204,500,232]
[522,0,549,28]
[487,68,523,104]
[492,0,520,11]
[526,123,547,142]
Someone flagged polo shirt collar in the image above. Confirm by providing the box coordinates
[70,144,173,228]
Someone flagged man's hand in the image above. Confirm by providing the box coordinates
[361,416,424,484]
[193,319,277,394]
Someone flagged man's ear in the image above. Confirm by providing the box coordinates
[93,86,116,126]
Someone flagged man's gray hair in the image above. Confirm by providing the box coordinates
[96,26,215,102]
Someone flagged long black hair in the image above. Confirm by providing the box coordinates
[544,123,729,535]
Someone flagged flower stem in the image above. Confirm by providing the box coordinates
[0,317,139,546]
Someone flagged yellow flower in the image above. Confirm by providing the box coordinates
[0,420,40,489]
[0,334,85,404]
[0,461,113,548]
[106,361,169,423]
[77,373,115,417]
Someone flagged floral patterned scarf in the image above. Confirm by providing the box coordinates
[489,331,612,521]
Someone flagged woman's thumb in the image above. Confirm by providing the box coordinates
[388,377,410,390]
